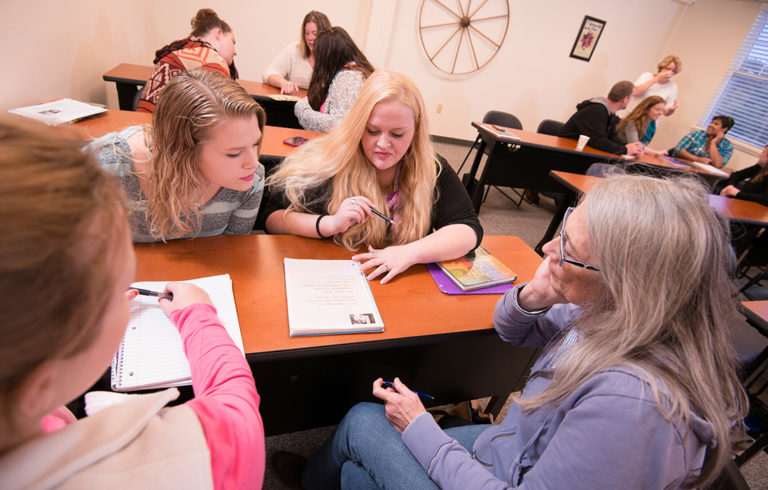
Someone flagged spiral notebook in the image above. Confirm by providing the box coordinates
[111,274,244,392]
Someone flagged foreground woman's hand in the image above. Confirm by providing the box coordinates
[518,257,567,311]
[372,377,426,433]
[322,196,374,236]
[353,244,415,284]
[157,282,213,317]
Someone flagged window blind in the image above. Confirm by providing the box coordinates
[700,8,768,148]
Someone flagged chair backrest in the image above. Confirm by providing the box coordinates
[537,119,565,136]
[483,111,522,130]
[132,85,145,112]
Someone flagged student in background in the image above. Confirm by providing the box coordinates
[0,120,264,488]
[92,70,265,242]
[138,8,238,113]
[266,70,482,284]
[276,174,745,489]
[717,143,768,206]
[622,55,682,118]
[615,95,667,156]
[560,80,644,157]
[671,115,735,168]
[262,10,331,95]
[294,27,375,132]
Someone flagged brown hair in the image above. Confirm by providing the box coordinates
[299,10,331,58]
[146,69,266,240]
[0,119,129,395]
[307,27,375,110]
[189,8,231,37]
[616,95,665,140]
[607,80,634,103]
[657,55,682,74]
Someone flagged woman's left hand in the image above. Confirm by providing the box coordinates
[352,244,414,284]
[372,377,426,434]
[720,185,740,197]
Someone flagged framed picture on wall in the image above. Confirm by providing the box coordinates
[569,16,606,62]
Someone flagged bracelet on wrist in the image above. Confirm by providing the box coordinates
[316,214,331,239]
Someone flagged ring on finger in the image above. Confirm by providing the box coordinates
[350,199,357,206]
[383,263,389,272]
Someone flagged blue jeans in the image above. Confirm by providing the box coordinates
[302,402,490,489]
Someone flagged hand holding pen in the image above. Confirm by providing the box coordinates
[131,283,213,318]
[373,377,430,434]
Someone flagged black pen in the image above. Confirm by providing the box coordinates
[131,287,173,300]
[369,206,394,224]
[382,380,435,400]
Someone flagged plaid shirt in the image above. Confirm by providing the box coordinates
[672,129,734,164]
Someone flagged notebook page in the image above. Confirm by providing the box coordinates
[115,274,243,391]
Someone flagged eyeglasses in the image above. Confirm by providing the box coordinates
[559,207,600,272]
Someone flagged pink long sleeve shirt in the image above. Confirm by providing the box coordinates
[42,303,264,489]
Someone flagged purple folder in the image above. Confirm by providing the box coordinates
[426,263,514,295]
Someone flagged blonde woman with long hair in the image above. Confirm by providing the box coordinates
[91,69,266,242]
[279,174,746,489]
[265,70,482,284]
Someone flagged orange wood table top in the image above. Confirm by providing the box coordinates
[551,170,768,226]
[103,63,307,98]
[134,235,540,356]
[64,110,321,158]
[472,121,725,180]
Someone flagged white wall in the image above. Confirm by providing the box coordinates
[0,0,762,169]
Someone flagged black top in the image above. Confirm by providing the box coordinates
[560,99,626,155]
[715,164,768,206]
[264,157,483,248]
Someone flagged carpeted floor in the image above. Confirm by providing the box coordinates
[262,139,768,489]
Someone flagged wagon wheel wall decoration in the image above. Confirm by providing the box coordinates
[418,0,509,76]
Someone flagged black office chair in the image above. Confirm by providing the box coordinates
[458,110,522,174]
[458,110,525,206]
[536,119,565,137]
[131,85,145,112]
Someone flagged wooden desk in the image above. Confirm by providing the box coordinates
[134,234,541,434]
[68,110,321,159]
[551,170,768,226]
[103,63,307,128]
[466,122,724,204]
[742,301,768,334]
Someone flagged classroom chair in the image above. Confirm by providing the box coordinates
[458,110,526,206]
[536,119,565,137]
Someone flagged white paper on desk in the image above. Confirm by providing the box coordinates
[111,274,244,392]
[284,258,384,336]
[483,124,521,141]
[8,98,106,126]
[269,94,300,101]
[688,161,729,177]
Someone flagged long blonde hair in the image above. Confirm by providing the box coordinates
[0,119,129,399]
[268,70,438,250]
[520,174,746,487]
[146,69,265,240]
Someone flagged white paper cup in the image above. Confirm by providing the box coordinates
[576,134,590,151]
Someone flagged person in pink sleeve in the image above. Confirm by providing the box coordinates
[0,119,264,489]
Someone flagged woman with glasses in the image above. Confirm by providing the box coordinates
[275,173,746,489]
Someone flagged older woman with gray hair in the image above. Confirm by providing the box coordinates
[275,173,747,489]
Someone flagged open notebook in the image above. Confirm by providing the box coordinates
[111,274,244,392]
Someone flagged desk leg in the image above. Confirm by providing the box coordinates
[115,82,140,111]
[535,193,573,255]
